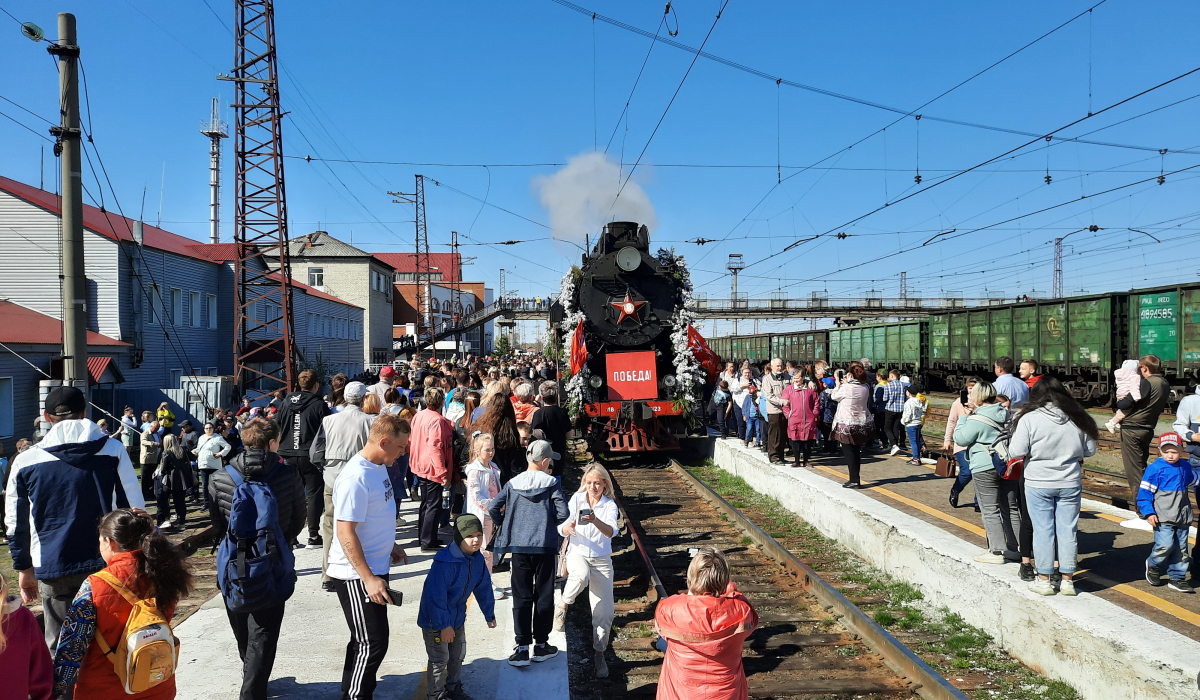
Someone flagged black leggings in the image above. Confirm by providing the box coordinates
[841,443,863,484]
[156,489,187,526]
[884,411,905,449]
[790,439,812,464]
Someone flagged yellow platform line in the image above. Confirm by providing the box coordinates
[798,460,1199,628]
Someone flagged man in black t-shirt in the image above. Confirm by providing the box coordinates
[530,381,571,478]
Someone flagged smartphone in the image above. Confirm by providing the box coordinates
[367,589,404,606]
[578,508,593,521]
[959,387,970,405]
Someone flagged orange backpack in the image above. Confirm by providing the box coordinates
[93,570,179,694]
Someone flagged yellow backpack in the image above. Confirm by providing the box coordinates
[93,569,179,694]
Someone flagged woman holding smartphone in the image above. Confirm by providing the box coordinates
[829,362,875,488]
[553,464,619,678]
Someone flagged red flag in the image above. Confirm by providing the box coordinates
[686,324,721,382]
[570,317,587,376]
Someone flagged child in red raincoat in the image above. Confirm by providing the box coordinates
[654,547,758,700]
[782,370,821,468]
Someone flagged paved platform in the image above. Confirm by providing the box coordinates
[711,438,1200,700]
[175,496,569,700]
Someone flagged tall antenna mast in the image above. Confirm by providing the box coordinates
[389,175,431,361]
[199,97,228,245]
[224,0,296,398]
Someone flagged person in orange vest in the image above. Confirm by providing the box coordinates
[52,510,193,699]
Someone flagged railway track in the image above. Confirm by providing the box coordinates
[604,459,966,699]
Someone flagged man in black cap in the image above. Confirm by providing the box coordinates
[4,386,145,656]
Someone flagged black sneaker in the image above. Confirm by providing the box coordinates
[948,488,961,509]
[1168,579,1196,594]
[1146,562,1164,587]
[321,580,336,593]
[446,684,476,700]
[306,535,322,549]
[1049,570,1062,592]
[508,646,530,667]
[1019,562,1036,582]
[531,643,559,662]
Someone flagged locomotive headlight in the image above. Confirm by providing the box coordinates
[663,374,677,387]
[616,247,642,272]
[589,375,603,388]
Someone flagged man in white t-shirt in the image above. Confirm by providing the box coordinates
[327,414,411,700]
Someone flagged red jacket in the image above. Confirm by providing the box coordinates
[1024,375,1041,390]
[77,551,177,700]
[782,385,820,442]
[0,599,52,700]
[409,408,454,484]
[654,584,758,700]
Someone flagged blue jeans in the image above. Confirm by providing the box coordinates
[731,403,747,440]
[1148,523,1192,580]
[1024,485,1081,575]
[905,426,923,461]
[745,416,763,445]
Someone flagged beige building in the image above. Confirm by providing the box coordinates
[278,231,395,366]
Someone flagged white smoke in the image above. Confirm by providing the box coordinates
[533,152,658,248]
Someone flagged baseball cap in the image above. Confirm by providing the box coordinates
[379,366,396,379]
[343,381,368,402]
[1158,432,1184,449]
[45,386,86,417]
[526,439,560,462]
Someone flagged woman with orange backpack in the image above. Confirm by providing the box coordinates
[53,509,193,699]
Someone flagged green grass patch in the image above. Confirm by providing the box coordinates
[873,611,896,626]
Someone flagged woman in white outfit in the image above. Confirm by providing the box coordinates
[553,463,619,679]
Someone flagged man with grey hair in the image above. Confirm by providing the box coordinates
[311,380,376,589]
[762,358,789,464]
[411,386,454,550]
[513,380,538,423]
[531,381,571,481]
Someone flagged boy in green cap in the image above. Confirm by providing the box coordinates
[417,513,497,700]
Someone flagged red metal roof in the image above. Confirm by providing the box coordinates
[0,300,128,346]
[0,175,213,263]
[86,356,124,385]
[266,271,361,308]
[186,243,242,262]
[372,252,462,282]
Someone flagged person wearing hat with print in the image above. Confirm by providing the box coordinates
[4,386,145,658]
[488,440,568,667]
[417,514,497,700]
[1138,431,1200,593]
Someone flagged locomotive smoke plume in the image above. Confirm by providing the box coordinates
[534,152,658,248]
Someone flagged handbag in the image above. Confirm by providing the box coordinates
[934,453,957,478]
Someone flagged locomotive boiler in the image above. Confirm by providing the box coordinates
[568,221,693,453]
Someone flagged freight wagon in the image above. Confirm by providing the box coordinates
[707,281,1200,406]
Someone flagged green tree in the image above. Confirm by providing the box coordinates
[494,333,512,357]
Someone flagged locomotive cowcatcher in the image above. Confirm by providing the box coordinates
[571,222,693,453]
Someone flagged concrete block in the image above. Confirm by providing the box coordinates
[712,438,1200,700]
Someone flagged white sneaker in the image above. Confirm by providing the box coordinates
[1059,579,1077,596]
[493,586,507,600]
[1029,578,1056,596]
[889,445,901,456]
[1104,420,1118,435]
[973,552,1006,564]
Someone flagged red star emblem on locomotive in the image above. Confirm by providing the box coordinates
[611,291,647,324]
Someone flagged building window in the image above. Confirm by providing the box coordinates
[170,369,182,388]
[308,267,324,288]
[149,284,163,324]
[171,288,182,326]
[0,376,12,438]
[190,291,201,327]
[208,367,218,376]
[371,271,379,291]
[442,300,451,313]
[465,304,473,315]
[207,294,218,329]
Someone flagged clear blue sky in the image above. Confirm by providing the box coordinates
[2,1,1199,337]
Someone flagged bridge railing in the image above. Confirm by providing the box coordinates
[689,296,1006,311]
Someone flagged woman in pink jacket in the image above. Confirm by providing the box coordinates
[781,369,821,467]
[655,548,758,700]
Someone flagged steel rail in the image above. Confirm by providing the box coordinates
[609,485,669,605]
[666,460,969,700]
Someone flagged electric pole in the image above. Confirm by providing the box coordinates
[50,13,86,385]
[727,254,744,336]
[451,230,461,360]
[900,271,907,302]
[200,97,228,244]
[389,175,431,361]
[1052,238,1064,299]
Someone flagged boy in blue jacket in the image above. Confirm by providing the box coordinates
[418,514,497,699]
[1138,432,1200,593]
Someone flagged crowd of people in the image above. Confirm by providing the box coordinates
[707,352,1199,597]
[3,346,1198,700]
[0,353,626,700]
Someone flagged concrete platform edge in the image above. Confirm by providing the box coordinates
[710,438,1200,700]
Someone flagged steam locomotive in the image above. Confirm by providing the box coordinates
[571,221,692,453]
